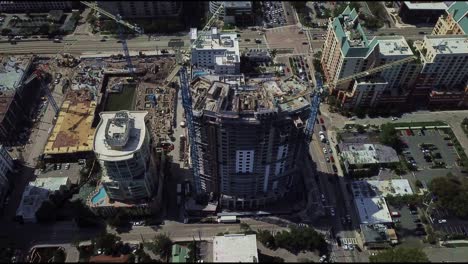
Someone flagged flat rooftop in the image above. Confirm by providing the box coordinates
[224,1,252,9]
[340,143,400,165]
[351,179,413,198]
[192,28,240,60]
[424,35,468,54]
[404,1,447,10]
[44,90,97,155]
[213,234,258,262]
[355,196,392,225]
[0,55,33,93]
[93,111,148,161]
[377,37,414,56]
[191,75,310,116]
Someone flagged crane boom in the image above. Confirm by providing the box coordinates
[279,56,417,105]
[303,55,418,143]
[81,1,143,76]
[80,1,143,34]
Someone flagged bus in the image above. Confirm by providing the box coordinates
[217,215,238,223]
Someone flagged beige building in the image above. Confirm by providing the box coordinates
[432,2,467,35]
[320,7,419,110]
[413,35,468,108]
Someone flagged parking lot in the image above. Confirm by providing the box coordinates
[388,205,425,247]
[261,1,287,28]
[429,207,468,238]
[399,128,460,184]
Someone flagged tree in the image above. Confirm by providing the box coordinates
[36,200,57,223]
[429,176,468,219]
[270,49,278,60]
[93,232,121,255]
[1,28,12,36]
[147,234,173,261]
[187,241,198,262]
[38,24,50,35]
[107,210,130,228]
[257,230,276,249]
[379,124,401,151]
[369,247,429,262]
[290,1,307,10]
[415,180,424,189]
[356,125,366,134]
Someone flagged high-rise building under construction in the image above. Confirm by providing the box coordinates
[188,75,311,209]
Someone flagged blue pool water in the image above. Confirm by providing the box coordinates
[91,187,107,204]
[193,71,208,78]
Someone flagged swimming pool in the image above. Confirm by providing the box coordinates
[193,71,208,78]
[91,187,107,204]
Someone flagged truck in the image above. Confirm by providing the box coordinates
[217,215,238,223]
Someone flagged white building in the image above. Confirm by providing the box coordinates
[0,145,13,207]
[190,27,240,75]
[93,111,157,203]
[213,234,258,262]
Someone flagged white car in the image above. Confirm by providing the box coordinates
[342,244,348,250]
[330,208,335,216]
[438,219,447,224]
[391,117,398,121]
[323,147,327,154]
[65,163,70,170]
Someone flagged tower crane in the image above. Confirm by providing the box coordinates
[178,2,225,193]
[302,55,418,143]
[80,1,143,76]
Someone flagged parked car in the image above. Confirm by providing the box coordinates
[332,164,338,173]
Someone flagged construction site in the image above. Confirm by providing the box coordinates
[41,52,179,160]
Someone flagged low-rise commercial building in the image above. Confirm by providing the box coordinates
[213,234,258,262]
[360,224,398,249]
[190,27,240,75]
[244,49,271,63]
[340,143,400,174]
[15,177,70,223]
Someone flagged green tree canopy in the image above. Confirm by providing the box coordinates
[93,232,121,255]
[369,247,429,262]
[429,176,468,219]
[379,123,402,151]
[107,210,130,228]
[147,234,173,261]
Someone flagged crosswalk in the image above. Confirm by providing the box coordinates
[330,237,359,245]
[340,237,359,245]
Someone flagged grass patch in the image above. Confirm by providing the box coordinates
[104,84,137,111]
[387,121,448,129]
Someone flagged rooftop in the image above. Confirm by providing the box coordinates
[224,1,252,9]
[360,224,397,244]
[190,76,310,117]
[424,35,468,54]
[351,179,413,199]
[93,111,148,162]
[403,1,447,10]
[213,234,258,263]
[16,177,69,222]
[171,244,190,263]
[354,196,392,224]
[447,1,468,33]
[0,55,33,93]
[377,37,414,56]
[191,27,240,63]
[340,143,400,165]
[44,90,97,155]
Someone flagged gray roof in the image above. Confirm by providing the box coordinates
[340,143,399,165]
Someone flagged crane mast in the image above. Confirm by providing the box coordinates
[81,1,143,76]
